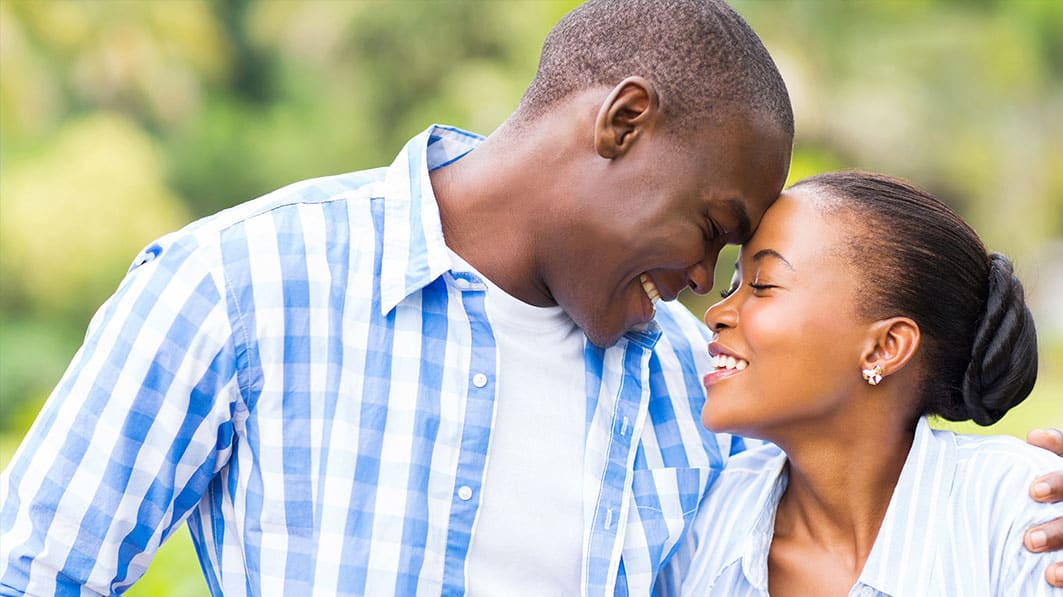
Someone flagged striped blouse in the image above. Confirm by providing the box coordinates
[672,417,1063,596]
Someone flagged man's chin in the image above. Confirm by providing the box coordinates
[565,306,628,348]
[581,325,626,349]
[585,334,621,349]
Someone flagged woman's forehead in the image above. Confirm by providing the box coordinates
[739,189,849,267]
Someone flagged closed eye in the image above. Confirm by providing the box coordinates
[749,282,777,295]
[703,220,720,244]
[720,264,741,298]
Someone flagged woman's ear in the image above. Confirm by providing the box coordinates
[594,76,660,159]
[860,317,921,381]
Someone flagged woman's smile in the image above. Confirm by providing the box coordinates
[703,342,749,387]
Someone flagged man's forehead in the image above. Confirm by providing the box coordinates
[719,197,755,244]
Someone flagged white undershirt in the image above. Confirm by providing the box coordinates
[451,251,586,595]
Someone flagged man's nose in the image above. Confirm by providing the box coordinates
[685,259,717,295]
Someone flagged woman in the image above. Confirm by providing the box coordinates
[680,172,1061,595]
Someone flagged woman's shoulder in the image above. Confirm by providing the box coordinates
[929,427,1063,593]
[942,427,1062,478]
[931,426,1061,520]
[940,428,1057,510]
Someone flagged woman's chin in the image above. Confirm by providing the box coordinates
[701,408,771,441]
[701,409,741,435]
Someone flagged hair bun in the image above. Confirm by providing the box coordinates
[961,253,1038,425]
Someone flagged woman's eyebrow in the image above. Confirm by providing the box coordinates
[752,248,795,271]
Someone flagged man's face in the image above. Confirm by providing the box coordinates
[546,116,793,347]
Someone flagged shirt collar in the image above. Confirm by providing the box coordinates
[853,416,956,596]
[622,320,663,348]
[733,449,789,591]
[379,124,483,315]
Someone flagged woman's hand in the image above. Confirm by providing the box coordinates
[1025,428,1063,586]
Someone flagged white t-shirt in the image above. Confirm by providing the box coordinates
[451,251,586,596]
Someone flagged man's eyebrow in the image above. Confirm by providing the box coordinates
[752,248,794,270]
[724,198,752,242]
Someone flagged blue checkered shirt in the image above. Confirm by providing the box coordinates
[0,125,737,596]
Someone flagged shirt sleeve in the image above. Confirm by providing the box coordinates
[0,236,241,596]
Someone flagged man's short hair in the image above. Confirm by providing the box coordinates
[517,0,793,137]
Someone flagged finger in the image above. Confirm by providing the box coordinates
[1046,562,1063,587]
[1025,518,1063,553]
[1030,471,1063,503]
[1027,429,1063,456]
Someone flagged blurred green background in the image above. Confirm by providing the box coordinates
[0,1,1060,594]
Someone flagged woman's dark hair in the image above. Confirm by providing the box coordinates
[790,171,1038,425]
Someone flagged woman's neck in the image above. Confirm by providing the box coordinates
[767,414,916,595]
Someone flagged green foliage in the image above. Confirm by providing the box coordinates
[0,114,189,318]
[1,1,1060,593]
[128,529,209,597]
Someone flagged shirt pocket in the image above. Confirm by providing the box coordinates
[629,466,717,568]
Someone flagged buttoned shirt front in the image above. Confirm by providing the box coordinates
[0,125,735,596]
[675,417,1063,596]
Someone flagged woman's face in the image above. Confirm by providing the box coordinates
[701,187,875,440]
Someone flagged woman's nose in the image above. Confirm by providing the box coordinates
[704,294,738,332]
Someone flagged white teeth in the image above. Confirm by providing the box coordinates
[712,354,749,370]
[640,273,661,304]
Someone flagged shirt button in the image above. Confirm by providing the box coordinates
[454,278,470,289]
[458,486,473,501]
[472,373,488,388]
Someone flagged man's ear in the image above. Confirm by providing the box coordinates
[594,76,660,159]
[860,317,921,381]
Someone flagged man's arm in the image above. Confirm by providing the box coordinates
[0,238,239,596]
[1025,428,1063,587]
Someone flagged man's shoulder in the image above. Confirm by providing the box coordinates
[195,168,390,239]
[133,168,389,267]
[120,168,393,305]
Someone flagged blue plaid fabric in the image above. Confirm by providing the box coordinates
[0,125,735,596]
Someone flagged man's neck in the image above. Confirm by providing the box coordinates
[429,119,567,307]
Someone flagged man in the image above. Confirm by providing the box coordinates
[2,1,1061,595]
